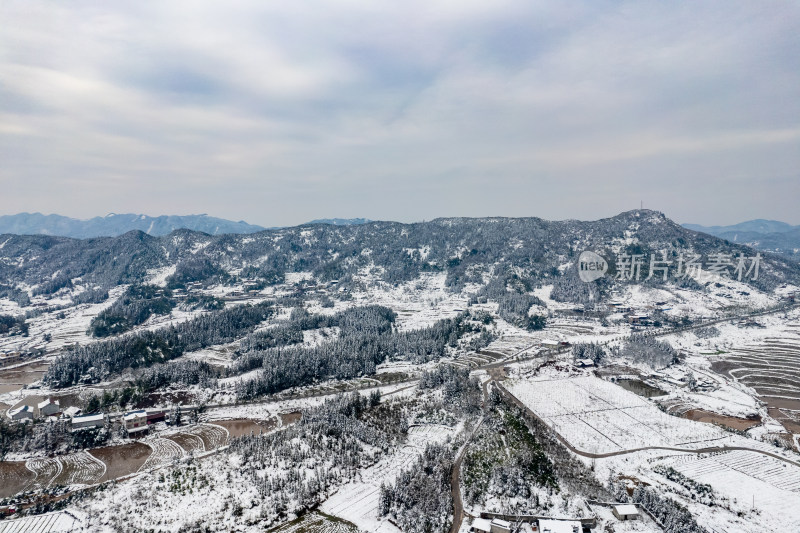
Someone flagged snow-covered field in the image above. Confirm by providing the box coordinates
[0,510,84,533]
[504,375,731,454]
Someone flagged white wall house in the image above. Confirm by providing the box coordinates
[7,405,33,421]
[72,413,105,430]
[38,399,60,417]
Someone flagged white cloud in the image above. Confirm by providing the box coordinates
[0,1,798,226]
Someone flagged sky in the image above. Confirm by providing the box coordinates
[1,1,799,227]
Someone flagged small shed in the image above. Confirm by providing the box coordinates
[541,339,560,350]
[612,504,639,521]
[490,518,511,533]
[72,413,104,431]
[470,518,492,533]
[537,520,581,533]
[38,399,60,417]
[576,358,595,368]
[8,405,34,421]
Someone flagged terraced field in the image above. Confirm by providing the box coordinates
[185,423,229,449]
[25,457,61,490]
[669,450,800,492]
[0,461,34,498]
[711,325,800,436]
[89,442,152,482]
[139,437,185,471]
[51,451,105,486]
[165,432,206,454]
[2,420,252,499]
[272,511,358,533]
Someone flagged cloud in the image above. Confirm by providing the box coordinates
[0,1,798,226]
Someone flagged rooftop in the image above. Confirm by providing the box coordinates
[537,519,581,533]
[613,504,639,515]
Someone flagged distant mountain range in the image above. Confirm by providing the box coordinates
[683,219,800,259]
[307,218,372,226]
[0,213,266,238]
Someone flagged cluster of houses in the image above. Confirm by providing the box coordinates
[469,504,640,533]
[7,398,62,421]
[607,299,674,326]
[72,408,178,433]
[7,398,195,435]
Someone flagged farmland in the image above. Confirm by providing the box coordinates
[503,376,729,454]
[271,511,358,533]
[88,442,151,482]
[711,323,800,436]
[139,437,186,471]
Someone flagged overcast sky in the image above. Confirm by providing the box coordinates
[1,1,798,227]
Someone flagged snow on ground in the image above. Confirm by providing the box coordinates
[350,273,470,331]
[0,510,84,532]
[0,286,124,355]
[206,382,416,421]
[504,375,733,454]
[592,447,800,533]
[319,424,455,533]
[145,265,177,287]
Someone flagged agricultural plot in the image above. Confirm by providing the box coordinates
[25,457,61,490]
[320,423,454,533]
[165,433,206,454]
[272,511,358,533]
[505,376,728,454]
[655,450,800,531]
[713,328,800,400]
[209,418,276,438]
[139,437,185,471]
[0,510,81,533]
[0,461,34,498]
[184,423,229,450]
[710,324,800,436]
[89,442,151,482]
[668,450,800,492]
[50,451,105,487]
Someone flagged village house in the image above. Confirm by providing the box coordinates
[611,504,640,521]
[72,413,105,431]
[146,409,167,424]
[124,410,148,434]
[37,399,60,417]
[7,405,33,422]
[470,518,492,533]
[540,339,560,350]
[490,518,511,533]
[0,352,22,367]
[537,519,581,533]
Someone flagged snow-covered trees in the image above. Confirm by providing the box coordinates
[571,343,607,365]
[46,302,275,387]
[234,309,490,400]
[616,336,679,368]
[88,284,175,337]
[379,443,454,533]
[462,411,558,511]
